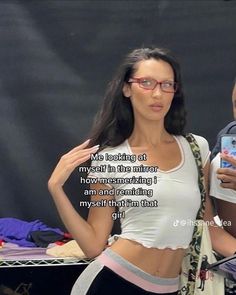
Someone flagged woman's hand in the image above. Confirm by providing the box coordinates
[48,139,99,188]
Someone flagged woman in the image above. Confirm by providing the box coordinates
[48,47,236,295]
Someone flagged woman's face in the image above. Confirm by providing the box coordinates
[123,58,175,124]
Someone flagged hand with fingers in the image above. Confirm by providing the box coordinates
[217,153,236,190]
[48,139,99,188]
[47,140,104,253]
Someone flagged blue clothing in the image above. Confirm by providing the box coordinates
[0,218,63,247]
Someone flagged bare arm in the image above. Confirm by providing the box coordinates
[203,160,236,256]
[48,140,115,258]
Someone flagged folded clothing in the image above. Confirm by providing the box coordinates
[46,240,86,258]
[29,230,69,247]
[0,218,63,247]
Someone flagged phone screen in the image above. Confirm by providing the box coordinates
[220,135,236,169]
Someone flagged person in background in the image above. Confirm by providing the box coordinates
[211,78,236,160]
[210,78,236,236]
[210,77,236,294]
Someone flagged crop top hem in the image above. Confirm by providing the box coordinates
[110,235,189,250]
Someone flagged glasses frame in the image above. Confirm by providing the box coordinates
[128,77,178,93]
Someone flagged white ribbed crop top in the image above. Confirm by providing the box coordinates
[88,134,210,249]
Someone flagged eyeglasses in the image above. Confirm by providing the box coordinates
[128,77,178,93]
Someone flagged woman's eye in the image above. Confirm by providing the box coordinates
[140,79,152,86]
[163,81,174,88]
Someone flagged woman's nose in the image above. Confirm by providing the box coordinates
[152,84,162,97]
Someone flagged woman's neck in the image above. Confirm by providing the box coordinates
[129,120,174,147]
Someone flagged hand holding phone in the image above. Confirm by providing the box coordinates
[220,135,236,169]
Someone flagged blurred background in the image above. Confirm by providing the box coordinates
[0,0,235,230]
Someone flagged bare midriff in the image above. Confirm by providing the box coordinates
[109,237,186,278]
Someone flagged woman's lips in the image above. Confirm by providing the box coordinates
[149,104,163,112]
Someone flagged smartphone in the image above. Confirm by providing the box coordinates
[220,135,236,169]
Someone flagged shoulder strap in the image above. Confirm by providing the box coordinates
[184,133,206,219]
[179,133,207,295]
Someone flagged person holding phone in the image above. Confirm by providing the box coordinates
[210,78,236,237]
[211,78,236,161]
[48,47,236,295]
[210,78,236,294]
[210,130,236,238]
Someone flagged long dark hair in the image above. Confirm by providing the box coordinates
[88,47,186,149]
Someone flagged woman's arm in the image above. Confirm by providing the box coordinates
[203,160,236,257]
[48,140,115,258]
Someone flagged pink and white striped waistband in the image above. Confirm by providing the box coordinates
[97,248,179,294]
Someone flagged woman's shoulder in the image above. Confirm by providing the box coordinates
[178,133,210,166]
[90,140,128,170]
[98,140,128,156]
[190,134,209,148]
[177,133,209,147]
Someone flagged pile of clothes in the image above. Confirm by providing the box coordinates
[0,218,86,258]
[0,218,70,247]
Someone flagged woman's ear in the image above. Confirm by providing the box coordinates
[123,83,131,98]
